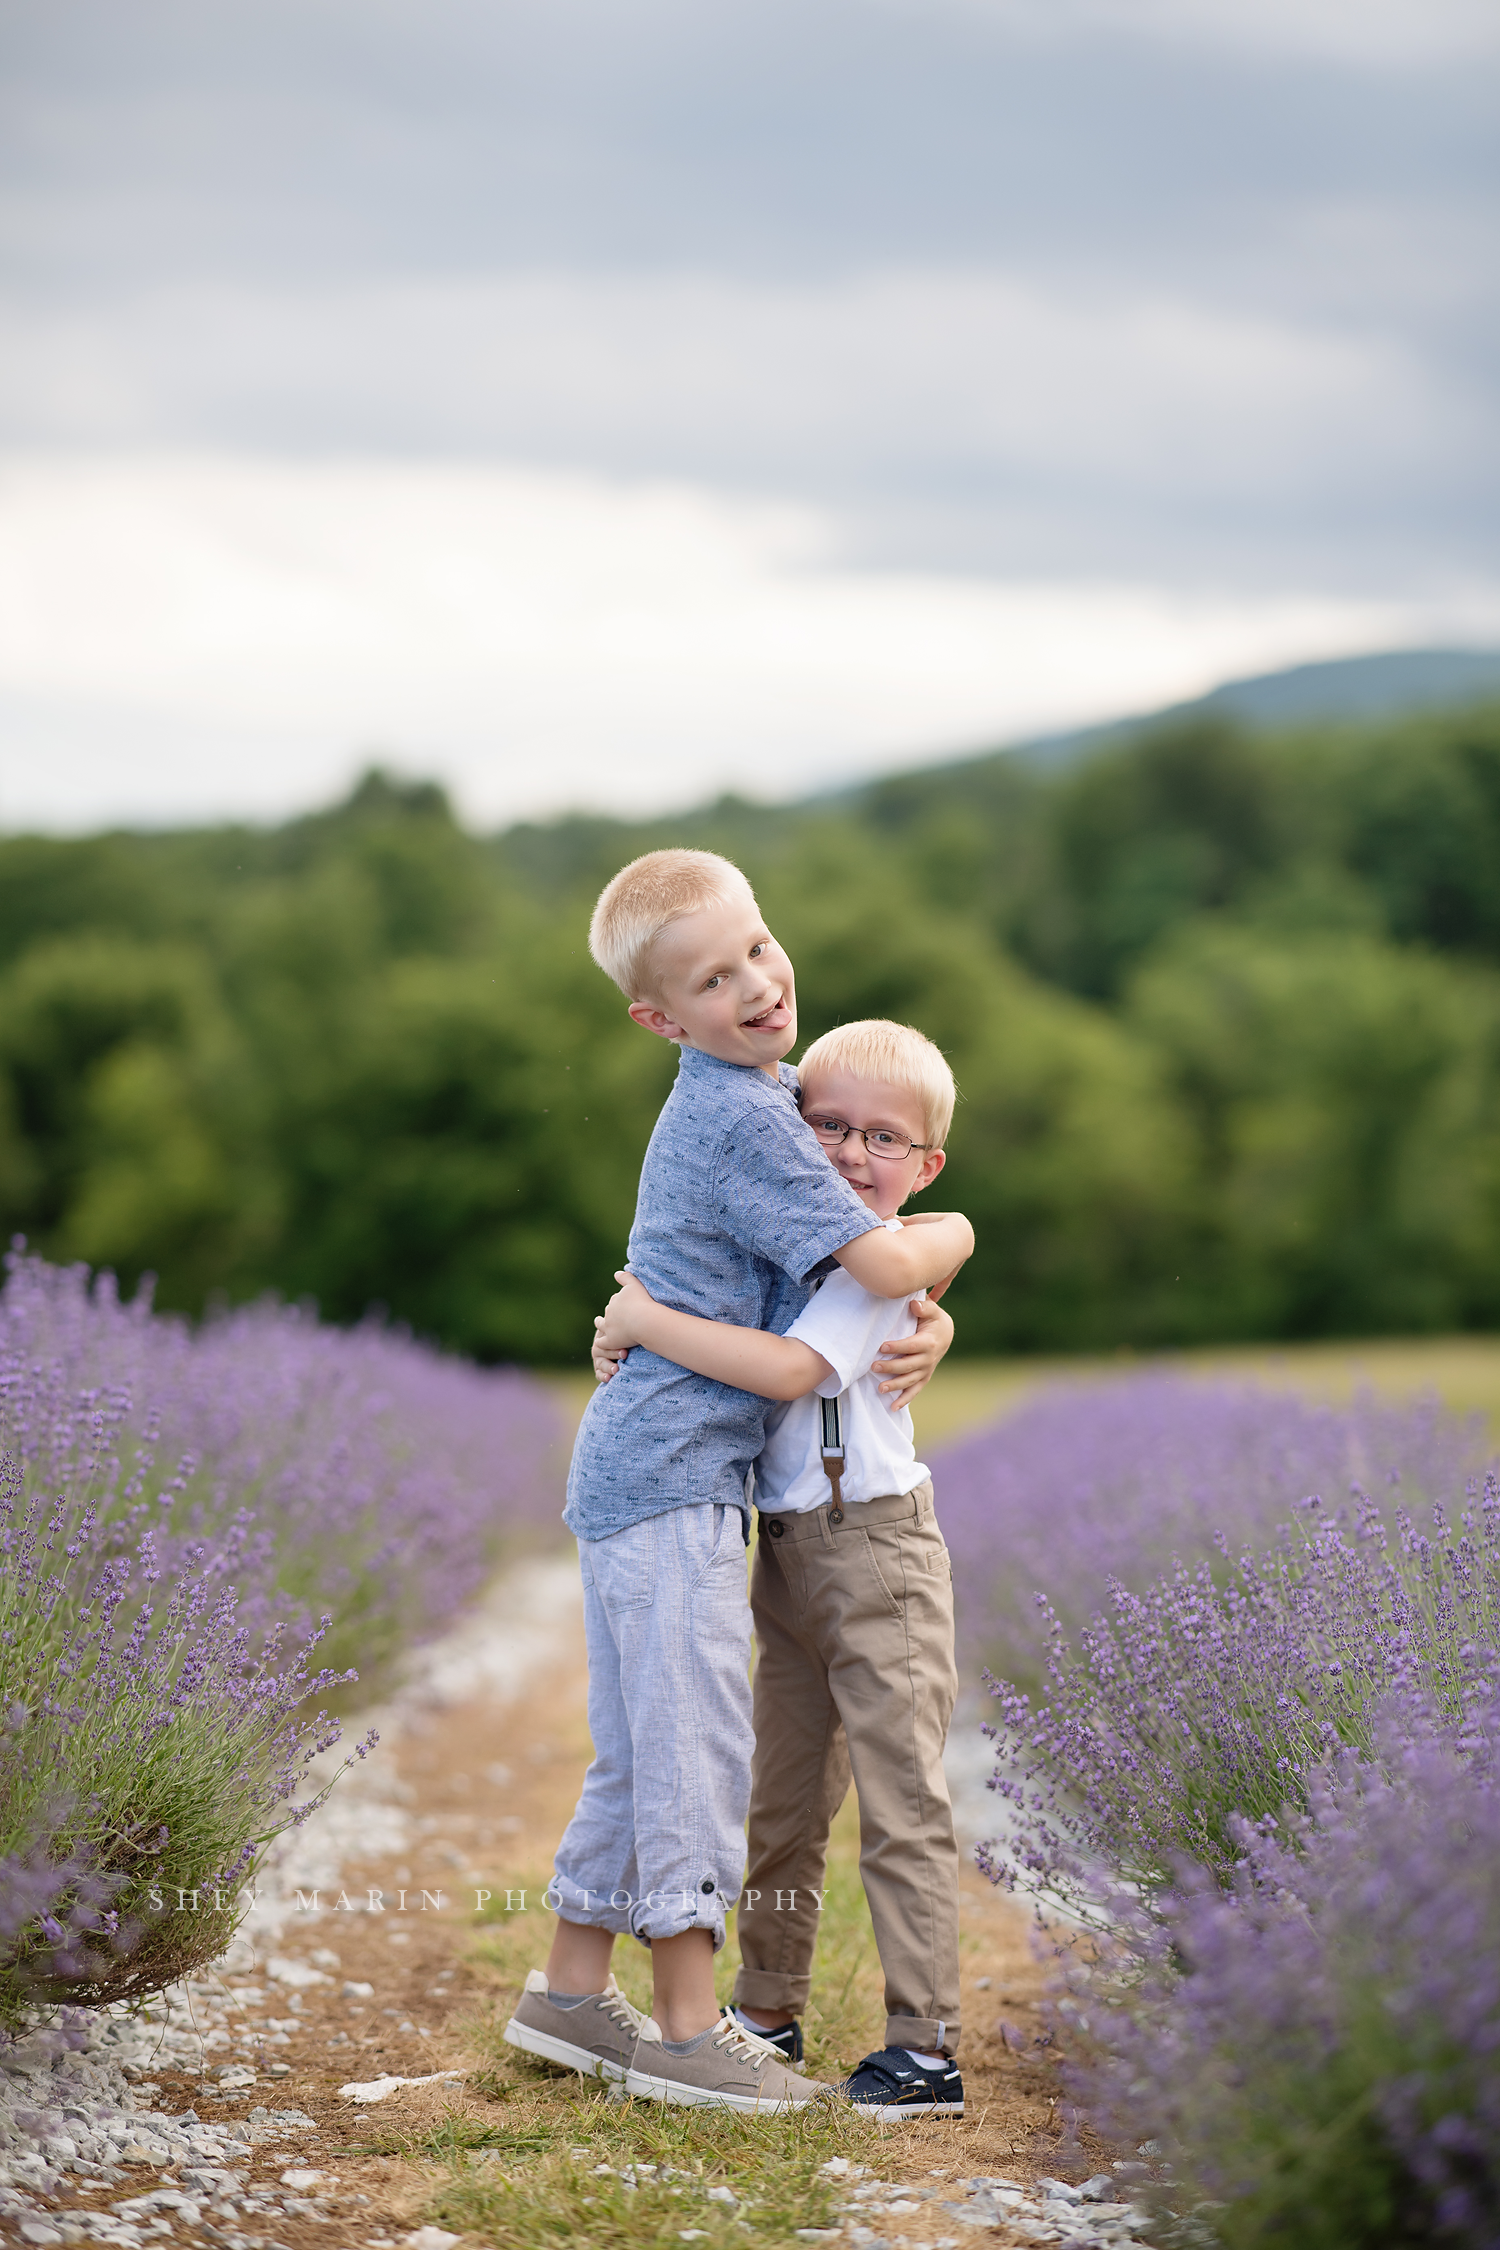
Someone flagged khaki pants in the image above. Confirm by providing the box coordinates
[732,1480,961,2056]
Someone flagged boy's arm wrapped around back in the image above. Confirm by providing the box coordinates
[833,1208,973,1299]
[597,1270,834,1402]
[592,1274,956,1413]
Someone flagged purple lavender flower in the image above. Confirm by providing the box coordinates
[956,1375,1500,2245]
[933,1371,1491,1679]
[0,1247,563,1679]
[1074,1698,1500,2248]
[980,1473,1500,1917]
[0,1247,564,2013]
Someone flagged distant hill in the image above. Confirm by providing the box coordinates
[1011,646,1500,771]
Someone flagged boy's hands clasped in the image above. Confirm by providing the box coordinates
[591,1269,650,1380]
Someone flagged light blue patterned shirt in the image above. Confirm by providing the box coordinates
[564,1045,882,1539]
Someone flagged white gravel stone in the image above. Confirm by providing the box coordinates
[338,2068,464,2103]
[264,1955,331,1990]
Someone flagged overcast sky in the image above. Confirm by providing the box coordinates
[2,0,1497,829]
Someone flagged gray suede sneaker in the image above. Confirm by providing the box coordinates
[503,1969,645,2080]
[626,2011,830,2111]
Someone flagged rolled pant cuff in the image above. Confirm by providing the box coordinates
[732,1968,812,2015]
[632,1890,728,1950]
[887,2016,960,2057]
[544,1873,634,1937]
[547,1872,728,1949]
[548,1872,728,1944]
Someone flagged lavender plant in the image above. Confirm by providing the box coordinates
[0,1250,562,2014]
[933,1374,1489,1682]
[1072,1698,1500,2249]
[0,1447,354,2015]
[981,1478,1500,1920]
[1,1249,562,1685]
[960,1375,1500,2241]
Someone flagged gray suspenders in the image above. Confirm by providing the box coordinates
[819,1393,846,1524]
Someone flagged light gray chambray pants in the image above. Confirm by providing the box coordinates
[550,1502,752,1949]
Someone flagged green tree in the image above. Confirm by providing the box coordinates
[0,934,279,1304]
[1127,923,1500,1335]
[1025,716,1285,997]
[3,710,1500,1362]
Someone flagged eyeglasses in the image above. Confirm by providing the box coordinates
[805,1115,933,1162]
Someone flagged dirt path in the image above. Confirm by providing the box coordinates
[214,1568,1083,2242]
[11,1554,1109,2250]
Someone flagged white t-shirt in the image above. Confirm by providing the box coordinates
[753,1221,930,1514]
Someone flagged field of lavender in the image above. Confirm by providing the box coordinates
[7,1256,1499,2245]
[936,1375,1500,2246]
[0,1250,560,2021]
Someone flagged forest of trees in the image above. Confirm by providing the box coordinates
[3,697,1499,1363]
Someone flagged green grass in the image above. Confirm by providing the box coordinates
[418,1792,909,2245]
[420,2093,881,2250]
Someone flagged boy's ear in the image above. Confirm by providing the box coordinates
[907,1147,946,1197]
[627,997,690,1043]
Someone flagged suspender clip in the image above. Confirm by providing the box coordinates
[820,1395,846,1524]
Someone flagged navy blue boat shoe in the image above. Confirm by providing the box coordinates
[842,2046,965,2118]
[730,2009,804,2062]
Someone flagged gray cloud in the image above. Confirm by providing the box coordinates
[1,0,1495,596]
[5,0,1490,283]
[1,268,1487,591]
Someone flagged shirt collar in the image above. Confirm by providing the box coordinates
[676,1045,800,1098]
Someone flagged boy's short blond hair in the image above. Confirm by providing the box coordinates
[796,1019,957,1149]
[589,848,752,1000]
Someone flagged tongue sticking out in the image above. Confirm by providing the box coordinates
[744,1001,789,1030]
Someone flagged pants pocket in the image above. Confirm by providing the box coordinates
[860,1527,907,1617]
[864,1516,951,1611]
[692,1502,745,1595]
[589,1513,657,1613]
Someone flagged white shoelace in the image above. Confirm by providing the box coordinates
[709,2017,769,2072]
[596,1984,644,2034]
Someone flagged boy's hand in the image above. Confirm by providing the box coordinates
[597,1269,658,1353]
[871,1296,954,1412]
[591,1325,627,1382]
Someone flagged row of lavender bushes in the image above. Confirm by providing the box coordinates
[934,1375,1500,2247]
[0,1250,561,2020]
